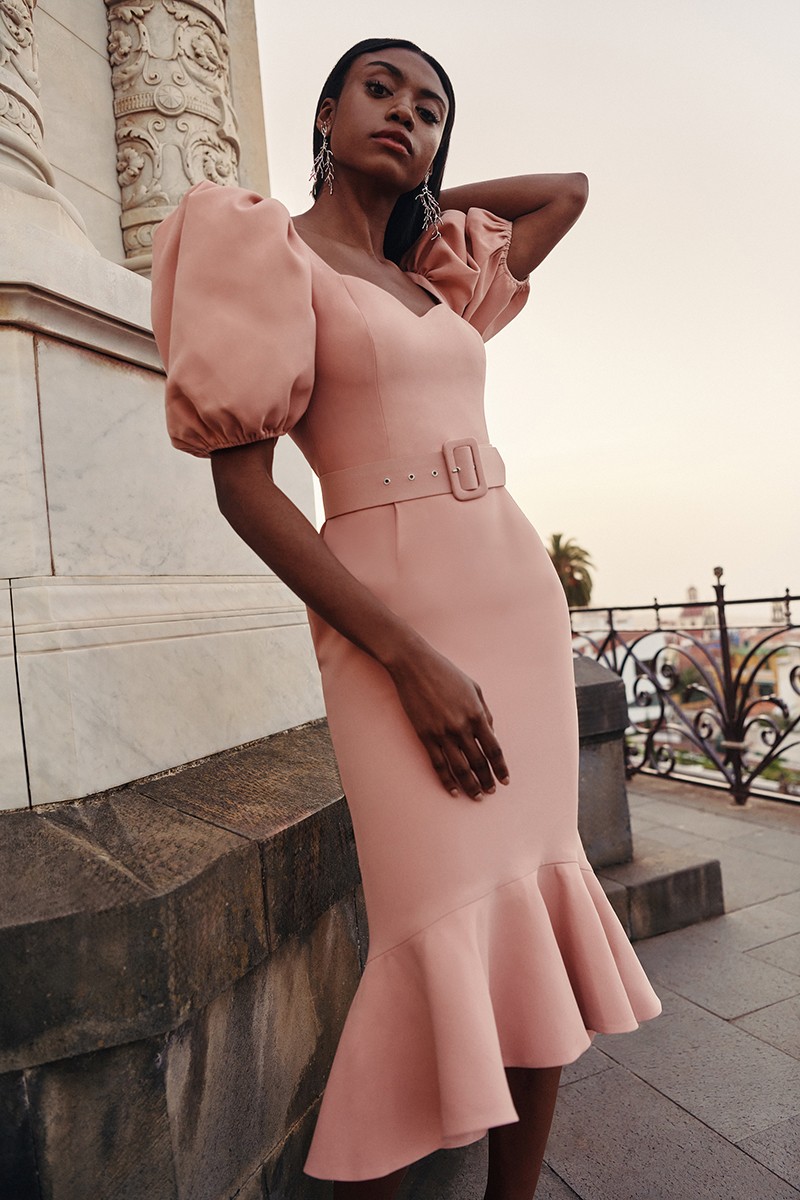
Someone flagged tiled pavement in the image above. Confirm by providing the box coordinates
[405,775,800,1200]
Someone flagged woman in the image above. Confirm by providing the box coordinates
[151,37,662,1200]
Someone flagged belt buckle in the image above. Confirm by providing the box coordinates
[442,437,488,501]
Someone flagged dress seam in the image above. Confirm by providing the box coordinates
[365,859,592,966]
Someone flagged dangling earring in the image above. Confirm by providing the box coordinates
[310,122,334,196]
[417,170,442,239]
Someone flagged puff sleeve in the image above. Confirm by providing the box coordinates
[150,180,315,457]
[403,207,530,341]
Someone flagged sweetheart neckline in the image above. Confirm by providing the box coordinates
[290,220,444,320]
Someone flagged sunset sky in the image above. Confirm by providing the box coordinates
[255,0,799,611]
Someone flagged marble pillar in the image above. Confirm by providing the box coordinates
[1,1,323,812]
[105,0,241,273]
[0,0,87,238]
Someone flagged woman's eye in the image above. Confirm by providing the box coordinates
[418,107,440,125]
[366,80,390,97]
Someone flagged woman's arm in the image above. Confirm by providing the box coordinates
[439,173,589,279]
[211,439,510,800]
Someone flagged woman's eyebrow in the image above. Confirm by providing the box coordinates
[364,59,446,109]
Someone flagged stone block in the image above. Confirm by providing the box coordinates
[0,792,266,1070]
[573,656,628,739]
[144,722,356,945]
[164,898,361,1200]
[0,582,28,811]
[26,1036,177,1200]
[16,575,322,805]
[577,736,633,868]
[599,876,630,933]
[599,848,724,940]
[732,994,800,1059]
[0,1070,39,1200]
[262,1101,333,1200]
[0,328,50,577]
[737,1114,800,1191]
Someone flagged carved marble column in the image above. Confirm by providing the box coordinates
[0,0,84,228]
[105,0,241,274]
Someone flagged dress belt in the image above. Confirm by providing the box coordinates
[319,437,505,520]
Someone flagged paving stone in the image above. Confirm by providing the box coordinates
[536,1163,581,1198]
[26,1035,177,1200]
[559,1045,614,1087]
[632,802,758,843]
[164,898,360,1200]
[663,835,800,911]
[732,995,800,1060]
[632,918,800,1018]
[546,1061,800,1199]
[728,825,800,865]
[262,1100,332,1199]
[599,848,724,939]
[400,1137,486,1200]
[747,931,800,977]
[594,986,800,1143]
[686,896,800,953]
[0,1070,39,1200]
[738,1114,800,1191]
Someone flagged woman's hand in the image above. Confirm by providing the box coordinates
[386,635,510,800]
[211,440,509,801]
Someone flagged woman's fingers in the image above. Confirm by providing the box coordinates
[430,719,509,800]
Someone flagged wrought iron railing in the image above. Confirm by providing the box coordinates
[569,568,800,804]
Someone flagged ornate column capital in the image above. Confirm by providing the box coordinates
[105,0,241,274]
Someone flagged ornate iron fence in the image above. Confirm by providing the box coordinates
[569,568,800,804]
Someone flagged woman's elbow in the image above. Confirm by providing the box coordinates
[566,172,589,208]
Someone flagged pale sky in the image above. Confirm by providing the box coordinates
[255,0,799,610]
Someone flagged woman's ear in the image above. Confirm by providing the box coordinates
[317,98,336,130]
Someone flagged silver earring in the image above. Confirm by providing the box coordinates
[417,170,442,238]
[310,122,334,196]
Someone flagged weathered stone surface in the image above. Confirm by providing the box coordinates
[578,737,633,868]
[573,657,628,740]
[27,1036,177,1200]
[0,792,266,1070]
[738,1114,800,1191]
[164,897,361,1200]
[140,721,360,946]
[599,848,724,940]
[262,1100,332,1199]
[599,876,630,933]
[0,1070,39,1200]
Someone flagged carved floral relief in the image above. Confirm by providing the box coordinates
[0,0,45,168]
[105,0,240,268]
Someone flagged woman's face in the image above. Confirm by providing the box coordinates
[320,49,449,193]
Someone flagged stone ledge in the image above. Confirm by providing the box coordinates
[573,656,629,742]
[0,719,351,1071]
[599,849,725,941]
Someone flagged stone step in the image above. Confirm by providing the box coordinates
[599,848,725,941]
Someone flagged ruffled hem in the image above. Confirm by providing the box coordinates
[304,860,662,1181]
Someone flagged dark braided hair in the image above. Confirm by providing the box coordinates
[310,38,456,264]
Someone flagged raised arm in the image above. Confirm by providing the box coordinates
[439,173,589,279]
[211,440,510,800]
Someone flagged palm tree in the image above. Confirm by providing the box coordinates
[547,533,595,607]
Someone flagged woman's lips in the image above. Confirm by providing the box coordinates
[371,131,412,155]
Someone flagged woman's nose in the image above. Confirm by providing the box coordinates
[387,100,414,130]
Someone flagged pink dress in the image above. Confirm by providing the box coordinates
[151,180,662,1182]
